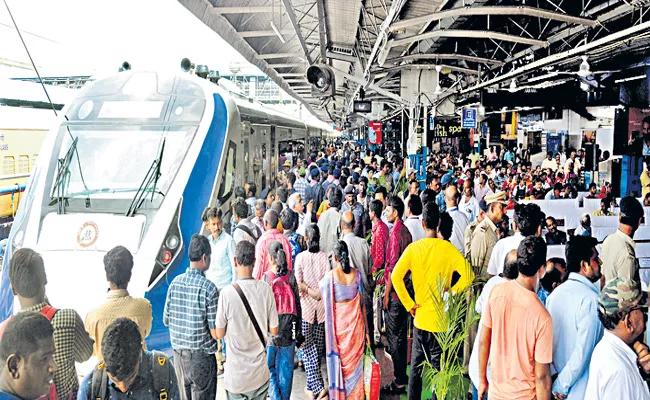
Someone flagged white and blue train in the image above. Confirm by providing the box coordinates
[0,67,336,353]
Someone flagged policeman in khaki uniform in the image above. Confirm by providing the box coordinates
[470,192,507,277]
[464,200,488,256]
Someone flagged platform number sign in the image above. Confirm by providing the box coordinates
[462,108,477,129]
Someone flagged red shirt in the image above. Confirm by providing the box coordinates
[370,219,389,273]
[385,219,413,299]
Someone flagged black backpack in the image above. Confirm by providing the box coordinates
[91,351,171,400]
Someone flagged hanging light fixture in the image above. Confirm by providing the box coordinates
[434,65,443,95]
[508,78,517,93]
[577,55,591,77]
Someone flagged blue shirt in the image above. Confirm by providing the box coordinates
[546,273,603,399]
[205,231,236,291]
[0,391,21,400]
[285,231,302,265]
[436,191,446,212]
[163,267,219,353]
[78,351,180,400]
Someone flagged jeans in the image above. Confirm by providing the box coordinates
[472,383,479,400]
[267,343,296,400]
[173,349,217,400]
[408,327,442,400]
[386,296,409,385]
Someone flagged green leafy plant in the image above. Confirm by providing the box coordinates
[372,268,385,298]
[421,275,480,400]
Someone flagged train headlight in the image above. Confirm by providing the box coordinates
[165,235,180,250]
[160,250,172,265]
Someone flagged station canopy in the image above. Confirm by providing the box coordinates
[179,0,650,123]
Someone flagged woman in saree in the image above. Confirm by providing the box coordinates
[318,240,369,399]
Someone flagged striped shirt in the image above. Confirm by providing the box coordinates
[163,267,219,354]
[294,251,329,324]
[21,302,93,398]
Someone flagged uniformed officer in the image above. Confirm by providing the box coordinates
[464,199,488,256]
[470,192,507,277]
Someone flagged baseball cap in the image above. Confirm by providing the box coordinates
[333,168,342,179]
[441,174,452,186]
[599,278,649,317]
[283,159,291,167]
[299,167,306,176]
[310,168,320,179]
[478,199,488,212]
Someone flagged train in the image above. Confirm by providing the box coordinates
[0,80,75,223]
[0,65,338,355]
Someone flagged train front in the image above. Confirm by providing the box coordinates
[0,70,228,354]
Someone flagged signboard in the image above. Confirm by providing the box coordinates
[462,108,477,129]
[432,119,462,138]
[368,121,383,145]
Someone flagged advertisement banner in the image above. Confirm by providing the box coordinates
[368,121,383,145]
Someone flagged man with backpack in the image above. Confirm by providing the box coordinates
[233,199,261,245]
[6,248,93,400]
[216,241,278,400]
[78,318,179,400]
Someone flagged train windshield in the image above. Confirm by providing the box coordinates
[51,124,196,204]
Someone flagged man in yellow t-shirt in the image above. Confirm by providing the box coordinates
[391,202,474,400]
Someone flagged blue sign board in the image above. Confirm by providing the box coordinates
[462,108,477,129]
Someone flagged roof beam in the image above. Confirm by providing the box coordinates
[386,53,504,66]
[267,62,306,68]
[279,73,306,77]
[459,19,650,95]
[239,29,294,38]
[280,0,314,65]
[257,53,305,59]
[390,6,598,32]
[212,6,275,14]
[373,63,479,75]
[316,0,329,63]
[391,30,548,48]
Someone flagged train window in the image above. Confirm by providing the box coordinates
[243,139,250,183]
[3,156,15,175]
[218,141,237,203]
[18,155,29,173]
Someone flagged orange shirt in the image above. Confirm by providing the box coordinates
[482,280,553,400]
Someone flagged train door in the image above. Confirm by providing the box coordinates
[270,125,277,186]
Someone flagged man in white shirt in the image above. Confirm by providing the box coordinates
[404,195,424,242]
[445,185,469,255]
[584,278,650,400]
[541,151,557,171]
[469,250,518,398]
[288,193,313,236]
[487,203,543,278]
[460,180,481,223]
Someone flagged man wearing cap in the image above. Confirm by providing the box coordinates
[584,278,650,399]
[341,185,369,239]
[294,167,309,198]
[470,192,506,277]
[304,167,323,208]
[601,196,645,285]
[436,174,452,212]
[475,172,494,202]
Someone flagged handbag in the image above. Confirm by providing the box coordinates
[363,345,380,400]
[233,283,267,352]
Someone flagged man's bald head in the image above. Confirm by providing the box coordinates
[341,211,355,232]
[263,209,279,230]
[444,185,460,207]
[502,249,519,279]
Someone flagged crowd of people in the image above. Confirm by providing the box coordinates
[2,141,650,400]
